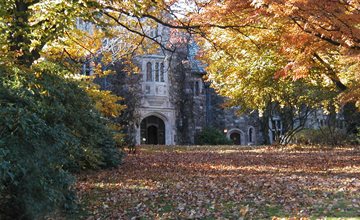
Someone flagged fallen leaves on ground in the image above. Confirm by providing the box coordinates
[73,145,360,219]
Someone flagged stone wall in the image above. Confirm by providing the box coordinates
[168,46,207,144]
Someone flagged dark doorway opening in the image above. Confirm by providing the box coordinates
[230,132,241,145]
[140,116,165,145]
[147,125,158,144]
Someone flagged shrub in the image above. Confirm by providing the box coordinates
[0,64,122,219]
[0,107,75,219]
[293,128,355,145]
[195,127,232,145]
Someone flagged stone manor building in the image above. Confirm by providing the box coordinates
[72,16,262,146]
[82,19,351,146]
[130,48,261,145]
[94,24,262,146]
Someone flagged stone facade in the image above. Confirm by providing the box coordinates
[223,108,261,145]
[134,54,176,145]
[96,25,262,146]
[127,43,261,145]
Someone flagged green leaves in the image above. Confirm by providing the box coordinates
[0,62,122,219]
[195,127,232,145]
[0,0,130,218]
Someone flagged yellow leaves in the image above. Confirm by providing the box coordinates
[85,84,126,118]
[107,121,127,146]
[239,204,249,217]
[62,28,103,58]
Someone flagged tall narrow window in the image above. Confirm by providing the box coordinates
[160,63,165,82]
[155,62,159,82]
[249,128,253,143]
[195,81,200,96]
[146,62,152,81]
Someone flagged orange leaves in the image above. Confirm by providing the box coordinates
[262,0,360,51]
[71,146,360,219]
[191,0,359,98]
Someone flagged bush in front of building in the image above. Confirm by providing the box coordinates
[293,128,358,145]
[195,127,232,145]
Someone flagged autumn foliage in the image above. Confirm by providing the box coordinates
[186,0,360,108]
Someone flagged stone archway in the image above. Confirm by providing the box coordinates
[227,129,244,145]
[140,115,165,145]
[230,132,241,145]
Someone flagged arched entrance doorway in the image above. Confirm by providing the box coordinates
[230,132,241,145]
[140,115,165,145]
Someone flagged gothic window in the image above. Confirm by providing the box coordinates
[155,62,160,82]
[146,62,152,81]
[248,127,254,143]
[271,119,282,131]
[160,62,165,82]
[269,118,282,143]
[195,81,200,96]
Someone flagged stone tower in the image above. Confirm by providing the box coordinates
[135,53,177,145]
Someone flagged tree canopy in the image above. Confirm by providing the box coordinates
[175,0,359,142]
[183,0,359,105]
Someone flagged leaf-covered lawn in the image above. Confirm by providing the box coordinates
[72,146,360,219]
